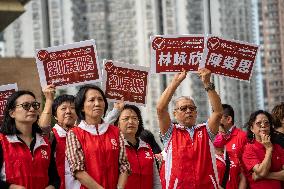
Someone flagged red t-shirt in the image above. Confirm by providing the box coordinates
[242,141,284,189]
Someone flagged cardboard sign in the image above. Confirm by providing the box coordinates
[202,36,259,81]
[35,40,101,89]
[102,60,149,106]
[0,84,18,124]
[151,35,204,73]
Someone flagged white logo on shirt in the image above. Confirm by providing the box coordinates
[232,144,236,150]
[41,149,48,159]
[145,152,153,159]
[111,138,118,150]
[230,160,237,168]
[198,131,203,138]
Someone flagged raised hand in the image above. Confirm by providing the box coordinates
[43,84,56,101]
[198,68,211,86]
[172,69,187,84]
[114,97,125,111]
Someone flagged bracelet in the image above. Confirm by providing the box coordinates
[204,82,215,92]
[117,186,123,189]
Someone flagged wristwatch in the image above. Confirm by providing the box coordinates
[205,82,215,92]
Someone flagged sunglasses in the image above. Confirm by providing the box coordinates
[15,102,41,111]
[175,105,197,112]
[254,120,270,127]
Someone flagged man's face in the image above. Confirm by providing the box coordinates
[173,99,197,127]
[220,114,233,132]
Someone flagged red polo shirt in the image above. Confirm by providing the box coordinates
[242,141,284,189]
[225,127,247,158]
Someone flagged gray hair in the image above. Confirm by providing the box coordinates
[172,96,196,109]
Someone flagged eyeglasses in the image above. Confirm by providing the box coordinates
[120,117,139,123]
[175,105,197,112]
[15,102,41,111]
[254,120,270,127]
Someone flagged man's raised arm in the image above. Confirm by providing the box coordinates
[198,68,223,134]
[156,70,187,135]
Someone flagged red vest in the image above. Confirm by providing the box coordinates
[215,154,226,185]
[52,125,67,189]
[72,124,120,189]
[161,124,218,189]
[125,139,154,189]
[0,133,51,189]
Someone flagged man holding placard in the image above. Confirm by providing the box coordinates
[157,68,223,189]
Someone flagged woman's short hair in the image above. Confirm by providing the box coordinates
[245,110,274,142]
[0,90,42,135]
[75,84,108,122]
[52,94,75,117]
[114,104,144,138]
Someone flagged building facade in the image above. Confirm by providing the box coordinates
[259,0,284,111]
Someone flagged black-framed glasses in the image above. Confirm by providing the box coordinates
[15,102,41,111]
[175,105,197,112]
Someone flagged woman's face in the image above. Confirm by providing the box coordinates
[55,101,77,128]
[250,113,271,137]
[10,94,39,124]
[118,109,139,137]
[83,89,105,121]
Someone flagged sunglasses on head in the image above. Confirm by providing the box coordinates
[15,102,41,111]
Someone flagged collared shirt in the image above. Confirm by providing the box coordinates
[66,121,131,175]
[161,122,216,146]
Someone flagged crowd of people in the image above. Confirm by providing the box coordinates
[0,67,283,189]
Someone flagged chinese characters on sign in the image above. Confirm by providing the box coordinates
[35,40,101,89]
[203,36,258,81]
[103,60,149,106]
[0,84,18,124]
[151,35,205,73]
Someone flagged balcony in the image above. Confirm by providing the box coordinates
[0,0,30,31]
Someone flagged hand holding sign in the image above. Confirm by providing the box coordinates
[203,36,258,81]
[35,40,102,89]
[103,60,150,106]
[151,35,205,74]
